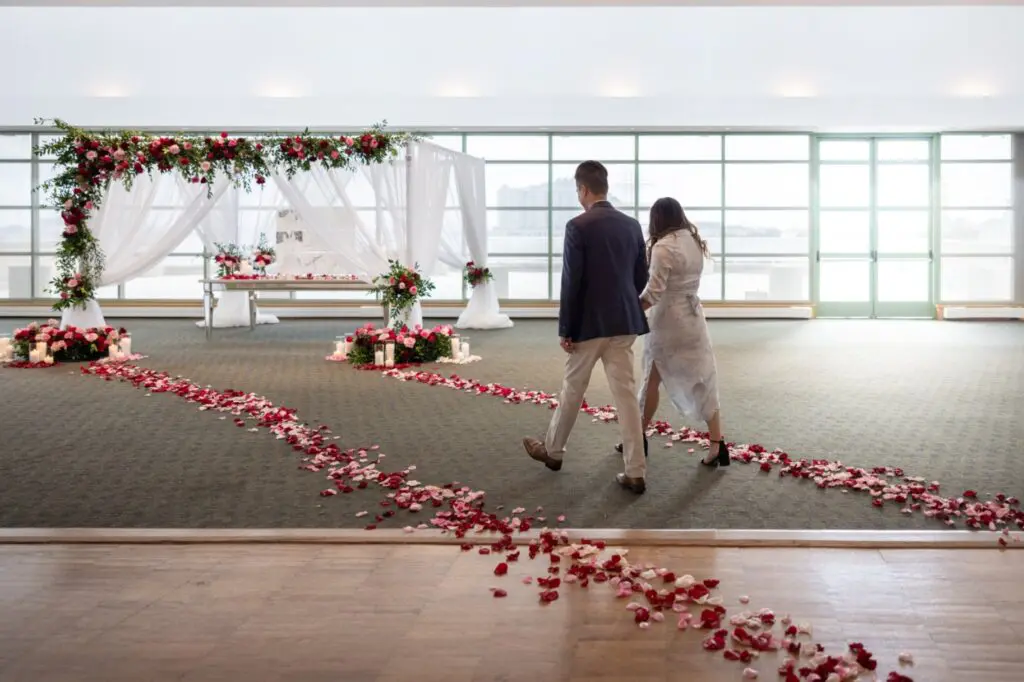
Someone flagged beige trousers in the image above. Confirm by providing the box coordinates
[544,335,646,479]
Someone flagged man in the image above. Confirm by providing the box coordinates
[522,160,650,493]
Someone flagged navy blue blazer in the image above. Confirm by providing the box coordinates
[557,201,650,343]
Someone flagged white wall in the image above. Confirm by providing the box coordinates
[1,5,1023,129]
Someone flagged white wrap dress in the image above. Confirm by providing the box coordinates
[638,230,720,423]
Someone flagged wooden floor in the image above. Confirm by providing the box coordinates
[1,543,1021,682]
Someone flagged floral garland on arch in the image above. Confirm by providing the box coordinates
[370,260,434,324]
[34,118,418,311]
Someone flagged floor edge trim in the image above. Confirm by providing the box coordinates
[0,528,1013,549]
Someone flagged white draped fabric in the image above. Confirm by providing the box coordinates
[192,179,279,328]
[60,141,511,332]
[61,172,229,330]
[272,141,510,330]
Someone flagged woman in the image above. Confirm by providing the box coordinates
[615,197,729,467]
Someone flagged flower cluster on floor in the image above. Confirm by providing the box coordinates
[345,323,454,366]
[81,359,925,680]
[8,320,130,366]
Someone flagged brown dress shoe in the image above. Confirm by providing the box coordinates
[615,473,646,494]
[522,437,562,471]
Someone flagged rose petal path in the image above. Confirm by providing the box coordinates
[381,368,1024,545]
[80,360,965,681]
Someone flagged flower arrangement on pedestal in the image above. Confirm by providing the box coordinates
[252,235,276,273]
[346,323,453,367]
[213,242,244,278]
[464,261,493,288]
[11,320,129,363]
[34,119,417,311]
[371,260,435,324]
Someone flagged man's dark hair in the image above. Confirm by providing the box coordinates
[574,160,609,196]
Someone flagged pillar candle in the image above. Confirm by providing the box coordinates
[374,349,384,366]
[461,341,470,359]
[121,337,132,355]
[35,341,46,356]
[335,341,346,355]
[29,349,39,363]
[43,356,55,365]
[384,343,395,368]
[450,335,461,360]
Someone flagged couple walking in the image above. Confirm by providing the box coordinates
[522,161,728,493]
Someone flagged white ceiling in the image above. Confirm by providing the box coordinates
[2,5,1023,130]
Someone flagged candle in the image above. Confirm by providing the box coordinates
[384,342,395,368]
[43,356,54,365]
[120,336,132,355]
[335,341,345,355]
[450,335,461,360]
[374,349,384,366]
[35,341,46,356]
[110,343,120,358]
[29,349,39,364]
[461,341,470,359]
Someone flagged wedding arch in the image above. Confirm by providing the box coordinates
[36,119,512,331]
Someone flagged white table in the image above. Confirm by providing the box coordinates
[200,279,383,340]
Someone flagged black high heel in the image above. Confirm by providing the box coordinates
[700,440,730,468]
[614,437,648,458]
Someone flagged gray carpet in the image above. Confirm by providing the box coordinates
[1,316,1022,530]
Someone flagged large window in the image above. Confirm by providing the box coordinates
[0,129,1016,308]
[938,134,1014,302]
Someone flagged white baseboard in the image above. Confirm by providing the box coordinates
[0,304,815,321]
[942,306,1023,320]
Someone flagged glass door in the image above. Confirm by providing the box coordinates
[814,136,935,318]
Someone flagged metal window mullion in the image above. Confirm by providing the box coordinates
[29,134,40,298]
[633,134,640,222]
[719,135,727,298]
[547,134,554,301]
[810,135,820,304]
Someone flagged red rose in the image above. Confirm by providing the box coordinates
[220,131,228,138]
[179,157,189,165]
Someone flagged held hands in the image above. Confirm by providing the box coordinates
[559,337,575,354]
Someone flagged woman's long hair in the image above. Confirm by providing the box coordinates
[647,197,710,263]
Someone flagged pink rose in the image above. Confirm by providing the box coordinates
[184,142,192,150]
[67,278,79,288]
[370,138,379,149]
[403,337,416,349]
[398,282,406,290]
[168,144,180,155]
[65,225,78,235]
[420,330,429,339]
[47,318,58,327]
[344,137,354,146]
[113,149,126,160]
[85,201,94,210]
[200,161,211,172]
[330,150,340,160]
[84,333,98,343]
[409,285,417,295]
[85,150,97,161]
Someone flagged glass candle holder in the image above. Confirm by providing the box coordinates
[384,340,396,368]
[335,335,347,356]
[459,336,471,361]
[373,342,385,367]
[449,334,461,360]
